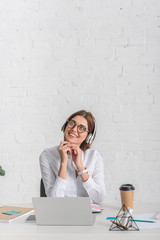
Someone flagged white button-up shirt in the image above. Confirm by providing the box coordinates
[39,146,106,204]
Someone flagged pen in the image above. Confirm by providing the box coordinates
[130,220,156,223]
[106,217,156,223]
[110,220,128,230]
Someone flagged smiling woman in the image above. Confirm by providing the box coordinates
[39,110,106,204]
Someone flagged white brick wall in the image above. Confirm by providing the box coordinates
[0,0,160,204]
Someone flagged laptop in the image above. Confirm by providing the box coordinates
[32,197,96,226]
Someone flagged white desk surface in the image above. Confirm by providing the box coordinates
[0,202,160,240]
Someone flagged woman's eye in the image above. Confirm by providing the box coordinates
[79,125,85,131]
[70,121,75,126]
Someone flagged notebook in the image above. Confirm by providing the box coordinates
[91,203,104,213]
[0,206,33,223]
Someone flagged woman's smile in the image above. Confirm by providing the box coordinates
[68,132,78,138]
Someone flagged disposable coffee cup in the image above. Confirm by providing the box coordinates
[119,184,135,211]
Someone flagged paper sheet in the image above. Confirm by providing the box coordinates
[133,213,160,229]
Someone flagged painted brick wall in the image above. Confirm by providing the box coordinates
[0,0,160,203]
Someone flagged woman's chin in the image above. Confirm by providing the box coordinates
[66,136,78,144]
[68,139,76,144]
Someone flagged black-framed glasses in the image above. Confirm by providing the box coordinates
[67,120,89,134]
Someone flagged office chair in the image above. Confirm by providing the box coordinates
[40,178,47,197]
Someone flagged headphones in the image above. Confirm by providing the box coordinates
[61,119,96,145]
[85,120,96,144]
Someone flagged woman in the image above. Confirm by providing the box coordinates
[40,110,106,204]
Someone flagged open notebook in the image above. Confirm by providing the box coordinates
[0,206,33,223]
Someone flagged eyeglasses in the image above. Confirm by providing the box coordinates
[67,120,89,134]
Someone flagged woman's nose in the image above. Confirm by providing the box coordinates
[72,125,78,132]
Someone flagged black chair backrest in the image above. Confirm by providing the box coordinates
[40,178,47,197]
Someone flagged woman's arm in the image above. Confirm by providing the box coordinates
[57,141,71,179]
[39,142,72,197]
[69,144,106,204]
[82,152,106,204]
[39,151,66,197]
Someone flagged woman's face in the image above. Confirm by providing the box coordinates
[64,115,89,146]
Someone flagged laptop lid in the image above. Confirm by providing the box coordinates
[32,197,95,226]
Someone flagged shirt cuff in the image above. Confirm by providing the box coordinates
[83,176,96,191]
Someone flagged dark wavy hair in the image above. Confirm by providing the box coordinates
[63,110,96,151]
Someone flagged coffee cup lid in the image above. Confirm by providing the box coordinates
[119,184,135,191]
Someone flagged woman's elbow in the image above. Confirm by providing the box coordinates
[93,189,106,205]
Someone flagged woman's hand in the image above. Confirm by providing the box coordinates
[69,144,84,171]
[58,141,72,165]
[58,141,72,179]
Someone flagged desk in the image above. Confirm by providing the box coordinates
[0,202,160,240]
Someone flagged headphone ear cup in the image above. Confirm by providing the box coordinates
[85,133,93,144]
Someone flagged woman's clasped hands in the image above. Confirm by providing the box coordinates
[58,141,84,171]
